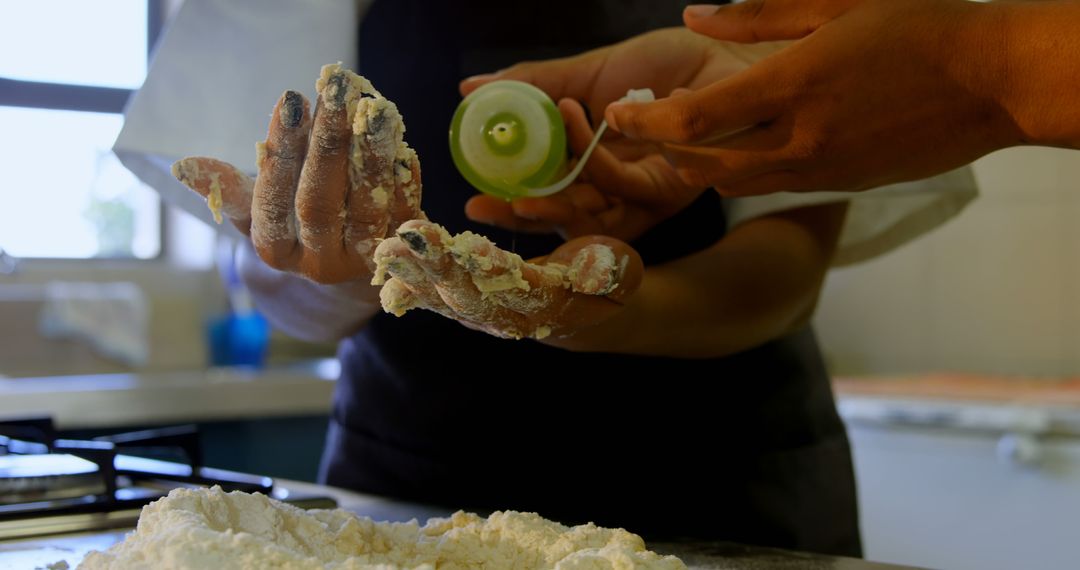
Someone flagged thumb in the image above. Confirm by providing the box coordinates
[172,157,254,234]
[684,0,849,43]
[545,236,643,304]
[605,73,776,144]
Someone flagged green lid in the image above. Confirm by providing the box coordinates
[449,80,567,200]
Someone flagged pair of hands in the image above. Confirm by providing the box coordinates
[469,0,1031,241]
[601,0,1024,196]
[171,67,641,341]
[174,31,767,341]
[181,0,1014,339]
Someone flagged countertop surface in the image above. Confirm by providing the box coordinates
[834,373,1080,436]
[835,373,1080,407]
[0,479,926,569]
[0,359,339,429]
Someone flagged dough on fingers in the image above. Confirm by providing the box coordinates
[373,219,629,340]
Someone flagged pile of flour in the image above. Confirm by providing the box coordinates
[78,487,685,569]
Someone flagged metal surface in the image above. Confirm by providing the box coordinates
[0,528,128,569]
[0,454,103,502]
[0,510,140,542]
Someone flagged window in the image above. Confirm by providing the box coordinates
[0,0,165,259]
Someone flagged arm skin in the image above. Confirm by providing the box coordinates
[543,202,848,358]
[235,199,845,356]
[995,0,1080,148]
[458,29,847,356]
[604,0,1080,197]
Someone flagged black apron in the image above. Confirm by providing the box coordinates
[319,0,862,557]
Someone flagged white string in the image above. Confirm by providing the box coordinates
[524,88,655,198]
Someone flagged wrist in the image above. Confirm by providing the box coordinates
[237,245,380,342]
[982,1,1080,147]
[939,0,1025,149]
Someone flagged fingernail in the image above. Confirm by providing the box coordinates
[281,91,304,128]
[325,72,348,105]
[368,108,389,136]
[170,160,188,184]
[685,4,721,19]
[398,230,428,255]
[569,244,619,296]
[463,73,496,84]
[605,104,623,133]
[385,258,424,282]
[512,208,539,222]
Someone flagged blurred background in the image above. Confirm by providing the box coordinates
[1,2,1078,569]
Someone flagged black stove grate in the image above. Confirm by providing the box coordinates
[0,418,330,539]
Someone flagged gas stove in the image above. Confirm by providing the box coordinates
[0,418,336,541]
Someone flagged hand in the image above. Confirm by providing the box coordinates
[173,65,423,299]
[605,0,1020,196]
[463,98,694,241]
[460,29,777,240]
[372,220,643,340]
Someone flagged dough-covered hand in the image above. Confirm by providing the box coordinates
[372,220,643,340]
[461,28,778,240]
[172,64,422,288]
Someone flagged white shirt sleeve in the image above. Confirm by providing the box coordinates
[113,0,368,234]
[723,167,977,266]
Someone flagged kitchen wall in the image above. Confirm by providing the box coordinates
[0,209,335,378]
[815,146,1080,377]
[0,261,219,377]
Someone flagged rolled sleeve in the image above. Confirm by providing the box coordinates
[723,167,977,266]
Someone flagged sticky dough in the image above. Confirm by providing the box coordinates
[77,487,686,570]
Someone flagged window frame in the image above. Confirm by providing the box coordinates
[0,0,167,263]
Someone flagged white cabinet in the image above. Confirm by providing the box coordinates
[840,397,1080,570]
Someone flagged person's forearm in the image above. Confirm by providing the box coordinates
[988,0,1080,147]
[545,203,847,358]
[237,243,380,343]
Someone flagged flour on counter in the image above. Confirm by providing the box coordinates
[78,487,686,570]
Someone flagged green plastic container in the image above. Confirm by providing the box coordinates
[449,80,568,200]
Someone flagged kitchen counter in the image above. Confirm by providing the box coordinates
[0,479,926,569]
[0,359,339,430]
[833,374,1080,570]
[834,373,1080,437]
[835,373,1080,407]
